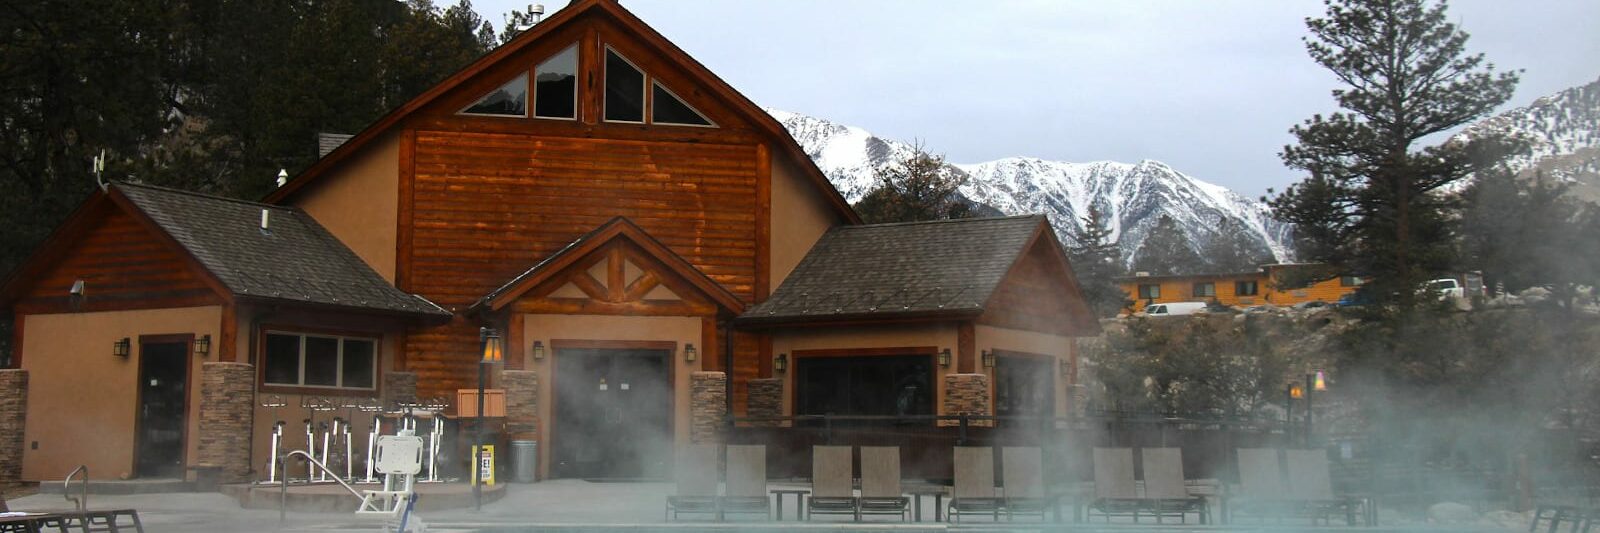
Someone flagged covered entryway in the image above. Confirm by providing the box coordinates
[135,335,191,478]
[551,344,673,479]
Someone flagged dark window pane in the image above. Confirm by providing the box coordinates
[462,73,528,116]
[264,334,301,385]
[534,46,578,118]
[651,83,710,126]
[996,356,1055,418]
[303,337,339,387]
[342,339,375,389]
[1139,284,1160,299]
[795,355,932,425]
[604,49,643,122]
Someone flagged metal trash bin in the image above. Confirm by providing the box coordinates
[510,440,538,483]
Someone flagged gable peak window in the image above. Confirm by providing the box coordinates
[460,73,528,117]
[652,82,712,126]
[534,45,579,119]
[604,46,716,127]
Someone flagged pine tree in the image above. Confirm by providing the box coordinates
[853,145,972,224]
[1268,0,1521,307]
[1460,169,1595,308]
[1066,205,1132,317]
[1130,215,1205,276]
[1200,216,1270,273]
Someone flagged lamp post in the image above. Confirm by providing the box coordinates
[1287,381,1304,447]
[475,327,503,511]
[1307,370,1327,447]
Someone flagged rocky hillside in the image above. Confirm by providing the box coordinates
[1458,76,1600,201]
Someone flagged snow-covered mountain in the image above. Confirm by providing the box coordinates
[1457,76,1600,202]
[768,109,1293,266]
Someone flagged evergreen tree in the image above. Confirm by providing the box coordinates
[1130,215,1205,276]
[1460,169,1596,308]
[853,145,972,224]
[1269,0,1521,307]
[1066,205,1132,317]
[1200,216,1270,273]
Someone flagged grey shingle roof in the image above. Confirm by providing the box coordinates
[115,182,450,318]
[741,215,1045,324]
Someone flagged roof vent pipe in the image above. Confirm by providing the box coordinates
[276,169,288,188]
[530,4,545,24]
[260,209,271,234]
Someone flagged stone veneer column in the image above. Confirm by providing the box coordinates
[196,362,254,483]
[499,370,539,436]
[382,372,418,409]
[746,378,783,427]
[690,372,727,444]
[939,373,993,428]
[0,370,26,482]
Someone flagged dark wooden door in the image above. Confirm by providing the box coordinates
[552,348,671,479]
[136,340,188,478]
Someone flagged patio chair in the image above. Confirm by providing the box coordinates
[859,446,910,521]
[1285,449,1361,526]
[1141,447,1210,524]
[721,445,770,519]
[948,446,1001,522]
[1001,447,1050,521]
[665,444,720,521]
[806,445,857,521]
[1227,447,1293,523]
[1088,447,1144,522]
[1,485,144,533]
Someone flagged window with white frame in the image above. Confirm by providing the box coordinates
[263,331,377,390]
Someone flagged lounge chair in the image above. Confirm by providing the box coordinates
[859,446,910,521]
[722,445,770,519]
[1088,447,1144,522]
[948,446,1001,522]
[1141,447,1210,524]
[665,444,720,521]
[1001,447,1050,521]
[1227,447,1289,523]
[1285,449,1361,526]
[1,489,144,533]
[806,445,857,521]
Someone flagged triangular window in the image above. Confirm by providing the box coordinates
[652,82,712,126]
[534,45,578,119]
[604,48,645,123]
[460,73,528,117]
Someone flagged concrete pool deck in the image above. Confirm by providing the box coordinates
[6,480,1528,532]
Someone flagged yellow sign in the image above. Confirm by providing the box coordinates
[471,445,495,486]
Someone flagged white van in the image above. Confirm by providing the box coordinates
[1143,302,1208,317]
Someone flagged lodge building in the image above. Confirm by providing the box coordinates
[0,0,1098,483]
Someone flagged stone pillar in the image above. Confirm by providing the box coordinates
[499,370,539,437]
[690,372,727,444]
[0,370,26,482]
[940,373,993,427]
[382,372,418,409]
[196,362,254,483]
[746,378,783,427]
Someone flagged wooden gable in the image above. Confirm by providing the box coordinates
[978,226,1101,337]
[3,193,224,315]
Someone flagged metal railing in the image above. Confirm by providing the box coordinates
[63,465,87,511]
[278,450,364,524]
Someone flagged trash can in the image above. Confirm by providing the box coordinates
[511,440,538,483]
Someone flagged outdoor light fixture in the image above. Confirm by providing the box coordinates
[1289,382,1305,400]
[938,348,951,367]
[1059,358,1071,378]
[774,353,788,373]
[1313,370,1328,391]
[531,340,545,361]
[683,343,697,363]
[479,327,503,363]
[193,334,211,358]
[982,350,996,369]
[113,337,130,358]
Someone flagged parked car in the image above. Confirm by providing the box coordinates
[1143,302,1208,317]
[1429,278,1463,299]
[1337,291,1375,307]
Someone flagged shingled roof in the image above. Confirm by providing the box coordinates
[741,215,1049,325]
[113,182,450,318]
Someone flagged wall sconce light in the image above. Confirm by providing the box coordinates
[1059,357,1071,378]
[193,334,211,358]
[982,350,996,369]
[774,353,788,373]
[531,340,545,361]
[113,337,130,358]
[479,327,503,363]
[938,348,951,367]
[683,343,697,363]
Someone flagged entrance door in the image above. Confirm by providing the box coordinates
[552,347,672,479]
[135,339,189,478]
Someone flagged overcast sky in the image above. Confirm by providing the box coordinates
[473,0,1600,196]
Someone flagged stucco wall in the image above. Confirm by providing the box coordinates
[975,324,1076,416]
[771,323,960,417]
[20,306,220,481]
[520,314,701,479]
[770,156,843,289]
[290,132,400,282]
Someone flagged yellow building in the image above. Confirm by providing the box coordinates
[1117,264,1362,311]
